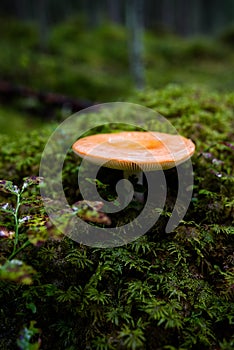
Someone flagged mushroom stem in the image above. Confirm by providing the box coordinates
[123,170,144,204]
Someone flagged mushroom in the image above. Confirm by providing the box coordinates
[72,131,195,207]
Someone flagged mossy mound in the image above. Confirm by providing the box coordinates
[0,85,233,349]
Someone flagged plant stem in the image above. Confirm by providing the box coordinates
[123,170,144,203]
[11,192,21,258]
[8,240,31,260]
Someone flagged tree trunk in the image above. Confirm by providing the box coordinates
[126,0,145,90]
[35,0,48,49]
[107,0,122,24]
[162,0,175,32]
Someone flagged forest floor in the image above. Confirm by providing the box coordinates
[0,17,233,350]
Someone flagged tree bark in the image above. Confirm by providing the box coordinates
[107,0,122,24]
[126,0,145,90]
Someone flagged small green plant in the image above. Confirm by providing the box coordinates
[0,176,110,264]
[91,336,115,350]
[0,259,35,284]
[0,177,43,260]
[17,320,41,350]
[118,319,147,350]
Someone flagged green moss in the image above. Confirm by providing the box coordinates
[0,17,39,48]
[219,24,234,47]
[0,85,233,349]
[0,124,55,182]
[0,105,46,137]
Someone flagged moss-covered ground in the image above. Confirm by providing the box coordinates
[0,18,233,350]
[0,84,233,349]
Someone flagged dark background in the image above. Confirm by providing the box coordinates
[1,0,234,36]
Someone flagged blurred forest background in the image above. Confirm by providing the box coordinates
[0,3,234,349]
[0,0,234,136]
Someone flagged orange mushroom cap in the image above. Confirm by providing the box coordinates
[72,131,195,171]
